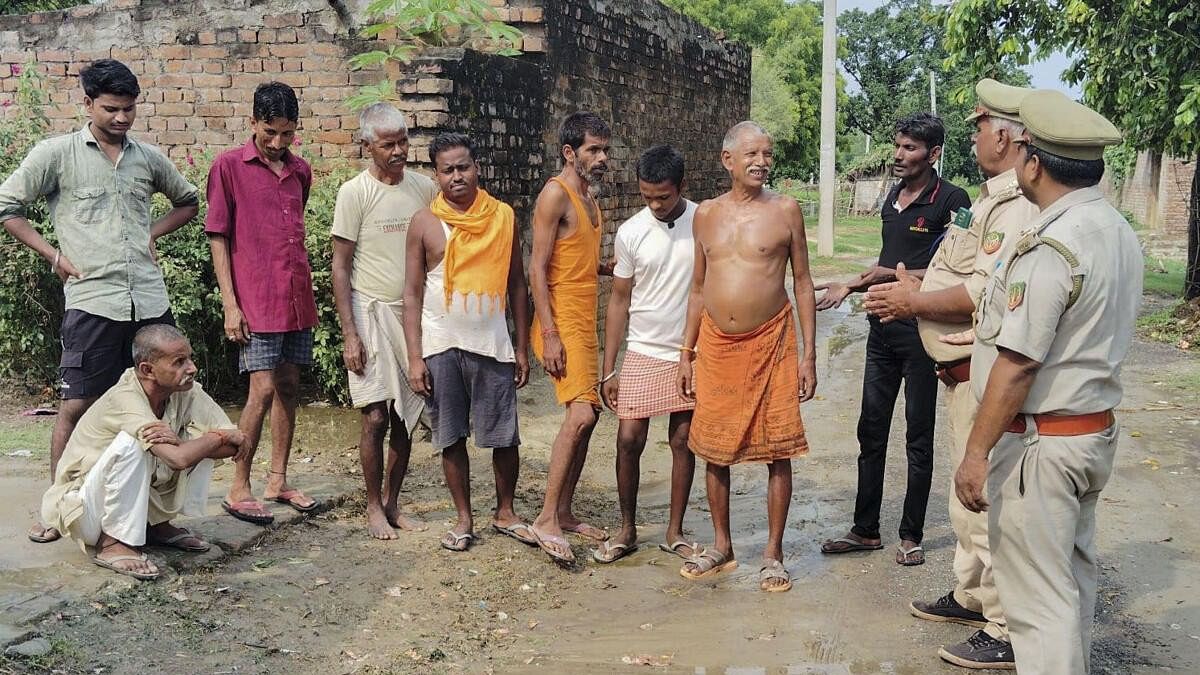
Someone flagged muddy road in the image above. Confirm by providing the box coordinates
[2,307,1198,674]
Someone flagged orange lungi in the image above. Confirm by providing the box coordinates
[688,303,809,466]
[531,176,602,407]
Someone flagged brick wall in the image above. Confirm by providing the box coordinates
[1107,150,1195,238]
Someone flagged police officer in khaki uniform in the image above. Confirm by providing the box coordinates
[864,78,1038,670]
[954,90,1141,675]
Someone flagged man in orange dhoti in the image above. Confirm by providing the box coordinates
[527,112,613,563]
[677,121,819,592]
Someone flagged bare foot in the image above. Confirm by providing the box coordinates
[28,522,62,543]
[558,514,608,541]
[366,505,398,540]
[384,503,427,532]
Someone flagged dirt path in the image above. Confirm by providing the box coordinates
[2,307,1198,674]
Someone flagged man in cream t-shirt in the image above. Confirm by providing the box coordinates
[595,145,699,563]
[331,103,437,540]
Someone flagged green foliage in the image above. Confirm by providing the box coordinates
[944,0,1200,300]
[662,0,826,177]
[840,0,1030,183]
[1,0,87,14]
[750,50,800,147]
[1103,140,1138,192]
[0,64,64,385]
[346,0,524,110]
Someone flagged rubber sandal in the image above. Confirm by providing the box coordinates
[222,499,275,525]
[268,488,318,513]
[592,541,638,564]
[150,528,210,552]
[759,559,792,592]
[896,543,925,566]
[563,522,608,542]
[440,531,476,552]
[528,525,575,564]
[28,524,61,544]
[820,536,884,554]
[492,521,538,546]
[679,549,738,580]
[91,553,160,581]
[658,540,701,559]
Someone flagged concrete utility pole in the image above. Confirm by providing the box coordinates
[817,0,837,257]
[929,69,942,176]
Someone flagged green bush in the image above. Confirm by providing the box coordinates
[1,68,362,403]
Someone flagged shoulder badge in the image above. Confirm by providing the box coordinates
[952,207,973,229]
[982,230,1005,254]
[1007,281,1026,311]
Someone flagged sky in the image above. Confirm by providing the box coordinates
[836,0,1084,98]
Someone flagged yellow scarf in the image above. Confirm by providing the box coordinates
[430,188,514,313]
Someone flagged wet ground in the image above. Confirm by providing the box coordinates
[1,304,1198,674]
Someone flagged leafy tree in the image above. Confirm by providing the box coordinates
[945,0,1200,299]
[662,0,825,177]
[840,0,1029,183]
[751,50,800,148]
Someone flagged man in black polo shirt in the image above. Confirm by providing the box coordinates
[815,112,971,566]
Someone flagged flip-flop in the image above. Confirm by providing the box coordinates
[27,524,61,544]
[592,540,638,564]
[222,499,275,525]
[528,525,575,564]
[268,488,319,513]
[896,543,925,566]
[492,521,539,546]
[820,536,884,554]
[680,549,738,580]
[149,528,210,552]
[91,553,160,581]
[658,540,702,559]
[563,522,608,542]
[759,559,793,593]
[440,531,476,552]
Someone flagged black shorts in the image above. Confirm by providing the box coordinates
[58,308,175,399]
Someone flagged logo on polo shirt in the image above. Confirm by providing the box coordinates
[910,216,929,233]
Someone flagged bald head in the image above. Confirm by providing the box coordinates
[132,324,189,366]
[722,121,771,153]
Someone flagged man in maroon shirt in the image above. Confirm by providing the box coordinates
[205,82,319,524]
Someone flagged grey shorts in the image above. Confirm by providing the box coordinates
[239,329,314,374]
[425,349,520,451]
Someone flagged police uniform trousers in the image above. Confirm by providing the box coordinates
[987,416,1119,674]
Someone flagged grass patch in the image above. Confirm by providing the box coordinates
[1143,257,1186,298]
[1138,299,1200,348]
[0,635,86,674]
[0,418,51,456]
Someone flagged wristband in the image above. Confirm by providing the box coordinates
[541,328,559,337]
[680,346,697,354]
[51,250,60,272]
[599,370,618,384]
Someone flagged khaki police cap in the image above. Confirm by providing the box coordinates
[1017,89,1122,161]
[965,78,1034,123]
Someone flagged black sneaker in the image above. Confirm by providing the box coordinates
[938,630,1016,670]
[909,591,987,628]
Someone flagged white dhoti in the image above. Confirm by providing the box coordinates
[51,431,214,550]
[348,291,425,433]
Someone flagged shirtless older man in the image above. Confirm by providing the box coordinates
[677,121,818,592]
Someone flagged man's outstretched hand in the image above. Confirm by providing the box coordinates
[864,262,920,323]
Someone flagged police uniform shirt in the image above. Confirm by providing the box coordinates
[917,168,1039,364]
[970,186,1143,415]
[878,171,973,271]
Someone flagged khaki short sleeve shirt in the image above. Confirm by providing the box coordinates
[917,169,1038,363]
[970,187,1143,415]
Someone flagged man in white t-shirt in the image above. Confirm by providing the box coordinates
[331,103,437,540]
[595,145,698,563]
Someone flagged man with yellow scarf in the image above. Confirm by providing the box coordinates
[403,133,533,552]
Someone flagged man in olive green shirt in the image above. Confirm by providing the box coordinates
[0,59,199,544]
